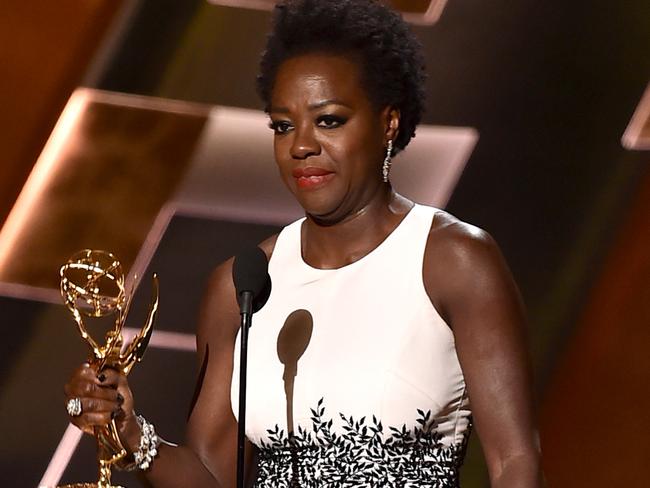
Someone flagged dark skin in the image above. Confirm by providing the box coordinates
[64,53,543,487]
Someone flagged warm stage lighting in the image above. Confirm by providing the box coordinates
[0,89,210,293]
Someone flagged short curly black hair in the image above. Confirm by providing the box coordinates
[257,0,426,153]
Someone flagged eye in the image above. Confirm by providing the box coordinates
[316,115,347,129]
[268,120,293,135]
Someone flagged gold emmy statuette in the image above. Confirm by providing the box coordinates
[59,249,159,488]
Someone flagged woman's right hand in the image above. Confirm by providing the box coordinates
[63,363,140,452]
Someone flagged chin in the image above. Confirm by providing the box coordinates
[299,200,336,219]
[295,194,342,222]
[288,182,342,219]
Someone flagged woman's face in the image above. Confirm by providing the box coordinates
[269,53,395,221]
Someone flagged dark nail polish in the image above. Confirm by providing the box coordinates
[98,373,106,382]
[117,393,124,405]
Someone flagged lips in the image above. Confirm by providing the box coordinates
[292,166,335,190]
[292,167,333,178]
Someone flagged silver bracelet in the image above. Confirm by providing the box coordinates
[125,414,160,471]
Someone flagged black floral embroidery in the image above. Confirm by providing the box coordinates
[255,399,471,487]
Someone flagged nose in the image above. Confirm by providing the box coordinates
[290,124,321,160]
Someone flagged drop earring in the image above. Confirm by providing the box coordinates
[382,140,393,183]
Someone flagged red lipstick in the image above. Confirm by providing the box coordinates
[293,166,335,189]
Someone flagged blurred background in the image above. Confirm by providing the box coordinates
[0,1,648,486]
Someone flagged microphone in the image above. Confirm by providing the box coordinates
[232,246,271,488]
[232,246,271,316]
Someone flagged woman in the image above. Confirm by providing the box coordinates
[64,0,543,486]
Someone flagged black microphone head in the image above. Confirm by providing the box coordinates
[232,246,271,313]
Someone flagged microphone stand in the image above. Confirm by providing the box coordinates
[237,290,253,488]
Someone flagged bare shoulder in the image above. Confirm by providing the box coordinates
[258,233,279,260]
[197,233,280,343]
[424,209,517,324]
[203,233,278,309]
[426,209,503,270]
[196,257,238,348]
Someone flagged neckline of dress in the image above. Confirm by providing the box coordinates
[296,203,419,273]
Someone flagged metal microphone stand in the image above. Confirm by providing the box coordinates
[237,290,253,488]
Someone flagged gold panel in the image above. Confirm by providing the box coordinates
[0,0,124,227]
[0,89,210,290]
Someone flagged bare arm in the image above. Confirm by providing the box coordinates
[423,212,544,488]
[146,257,247,486]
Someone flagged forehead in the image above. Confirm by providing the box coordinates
[270,53,369,109]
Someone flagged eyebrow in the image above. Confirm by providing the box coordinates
[269,99,351,114]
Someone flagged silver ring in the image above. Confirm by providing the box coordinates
[66,397,82,417]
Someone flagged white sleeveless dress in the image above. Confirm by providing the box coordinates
[231,204,471,487]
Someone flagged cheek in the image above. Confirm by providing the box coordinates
[273,138,290,171]
[327,135,381,178]
[273,138,298,189]
[332,118,384,171]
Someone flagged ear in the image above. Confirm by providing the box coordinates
[381,106,400,145]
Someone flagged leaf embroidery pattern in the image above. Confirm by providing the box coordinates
[255,398,471,487]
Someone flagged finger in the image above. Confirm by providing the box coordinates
[78,397,121,414]
[72,364,119,387]
[67,363,100,386]
[67,415,95,436]
[66,381,120,402]
[96,367,121,388]
[73,411,117,428]
[115,373,134,406]
[64,363,102,396]
[65,396,120,427]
